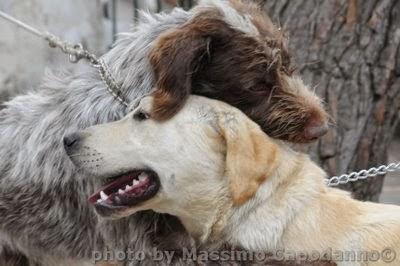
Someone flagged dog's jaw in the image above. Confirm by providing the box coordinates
[165,190,232,244]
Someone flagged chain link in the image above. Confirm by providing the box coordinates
[96,59,129,107]
[325,162,400,187]
[44,33,100,65]
[44,33,129,106]
[0,10,130,107]
[0,11,99,65]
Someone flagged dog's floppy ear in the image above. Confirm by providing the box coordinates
[149,13,233,121]
[217,112,278,206]
[149,26,209,121]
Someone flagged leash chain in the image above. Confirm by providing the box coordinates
[326,162,400,187]
[0,10,129,107]
[44,34,130,106]
[44,34,99,65]
[0,10,99,65]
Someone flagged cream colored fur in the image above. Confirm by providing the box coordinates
[77,96,400,266]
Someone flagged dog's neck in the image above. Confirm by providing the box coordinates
[157,179,232,244]
[177,143,327,250]
[222,144,326,251]
[175,197,231,244]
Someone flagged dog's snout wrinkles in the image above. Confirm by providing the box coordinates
[63,133,81,152]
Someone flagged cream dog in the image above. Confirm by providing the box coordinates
[66,96,400,266]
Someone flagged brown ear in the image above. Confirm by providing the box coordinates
[149,12,237,121]
[149,20,211,121]
[218,113,278,206]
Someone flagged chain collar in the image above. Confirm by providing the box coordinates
[95,59,129,107]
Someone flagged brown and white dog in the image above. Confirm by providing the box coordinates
[149,0,329,143]
[66,96,400,266]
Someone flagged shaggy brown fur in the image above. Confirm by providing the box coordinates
[149,1,329,143]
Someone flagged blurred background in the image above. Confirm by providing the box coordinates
[0,0,181,101]
[0,0,399,203]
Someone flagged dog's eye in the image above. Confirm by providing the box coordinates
[133,111,149,121]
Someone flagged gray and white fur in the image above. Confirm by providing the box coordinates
[0,1,281,265]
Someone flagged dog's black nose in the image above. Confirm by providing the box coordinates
[63,133,81,153]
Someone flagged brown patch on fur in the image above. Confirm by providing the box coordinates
[149,11,220,121]
[151,89,183,121]
[261,85,328,142]
[218,114,278,205]
[149,4,329,142]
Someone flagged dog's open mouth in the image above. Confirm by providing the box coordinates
[88,169,160,216]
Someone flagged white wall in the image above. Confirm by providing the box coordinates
[0,0,108,100]
[0,0,178,102]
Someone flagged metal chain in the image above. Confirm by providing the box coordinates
[325,162,400,187]
[0,10,129,107]
[44,34,99,64]
[96,59,129,107]
[0,10,98,64]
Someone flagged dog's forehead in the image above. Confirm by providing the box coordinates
[182,105,239,133]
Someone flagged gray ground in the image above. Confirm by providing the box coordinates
[380,138,400,205]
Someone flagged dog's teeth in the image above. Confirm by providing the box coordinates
[114,196,121,204]
[138,173,148,181]
[118,189,125,194]
[125,185,131,190]
[97,199,102,203]
[133,179,139,186]
[100,191,108,200]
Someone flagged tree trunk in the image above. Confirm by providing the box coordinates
[265,0,400,201]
